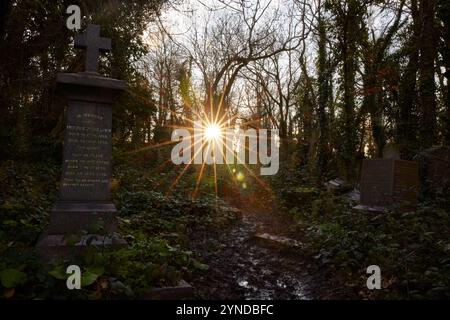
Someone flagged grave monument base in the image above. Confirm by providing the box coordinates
[36,234,127,261]
[44,201,118,234]
[37,202,127,260]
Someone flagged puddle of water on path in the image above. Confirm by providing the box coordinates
[276,279,287,288]
[238,280,250,289]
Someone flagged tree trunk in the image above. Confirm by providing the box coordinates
[418,0,437,149]
[341,10,359,181]
[398,0,420,159]
[316,14,331,180]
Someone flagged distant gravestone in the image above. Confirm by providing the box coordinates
[357,159,419,211]
[383,143,400,160]
[417,147,450,190]
[37,24,127,258]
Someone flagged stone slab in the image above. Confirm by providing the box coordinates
[57,72,126,90]
[352,204,386,213]
[254,233,303,249]
[142,280,195,300]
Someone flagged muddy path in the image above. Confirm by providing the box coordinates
[189,203,332,300]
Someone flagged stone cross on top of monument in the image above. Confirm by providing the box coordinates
[74,24,111,73]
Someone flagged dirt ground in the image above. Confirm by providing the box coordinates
[189,198,353,300]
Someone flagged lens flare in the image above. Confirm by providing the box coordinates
[236,172,245,182]
[204,124,222,141]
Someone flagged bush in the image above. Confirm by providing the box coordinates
[0,161,238,299]
[286,190,450,299]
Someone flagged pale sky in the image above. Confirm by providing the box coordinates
[140,0,403,119]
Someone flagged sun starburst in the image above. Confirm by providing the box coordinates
[204,123,222,142]
[125,90,273,201]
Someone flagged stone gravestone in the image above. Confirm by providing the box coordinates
[355,144,419,212]
[37,25,127,258]
[383,143,401,160]
[417,147,450,191]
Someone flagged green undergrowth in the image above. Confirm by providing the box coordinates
[0,160,239,299]
[275,167,450,299]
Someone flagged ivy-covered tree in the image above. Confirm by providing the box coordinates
[0,0,166,161]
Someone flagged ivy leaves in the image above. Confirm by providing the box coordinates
[0,268,27,288]
[48,265,105,287]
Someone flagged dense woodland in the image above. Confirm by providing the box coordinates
[0,0,450,300]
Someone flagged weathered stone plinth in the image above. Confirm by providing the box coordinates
[37,234,126,261]
[45,201,118,235]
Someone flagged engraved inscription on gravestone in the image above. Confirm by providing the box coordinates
[61,102,112,201]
